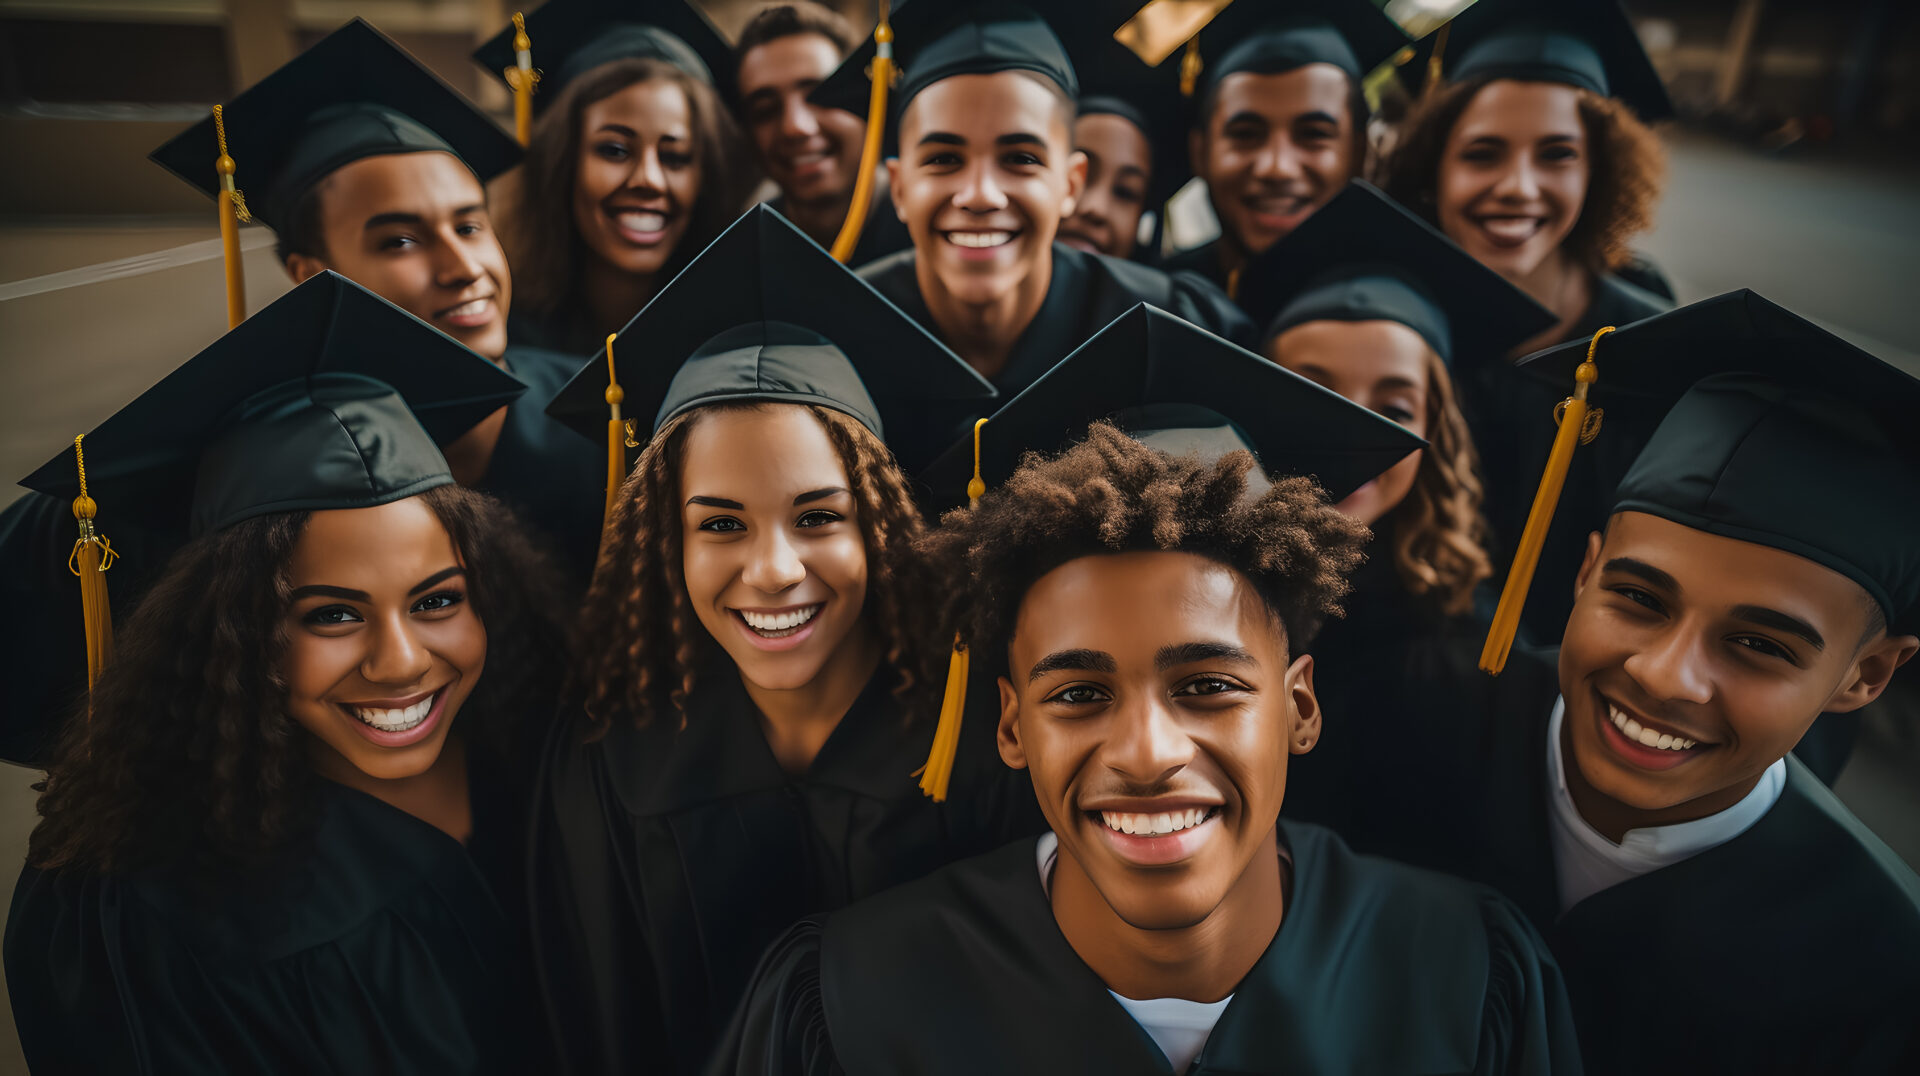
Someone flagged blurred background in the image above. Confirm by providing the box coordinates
[1,1,1916,1070]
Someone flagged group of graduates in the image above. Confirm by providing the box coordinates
[3,0,1918,1072]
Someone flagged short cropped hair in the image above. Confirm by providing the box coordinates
[736,2,858,60]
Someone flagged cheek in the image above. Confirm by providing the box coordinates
[813,534,868,605]
[1545,166,1590,221]
[670,165,703,211]
[681,539,733,605]
[281,631,352,704]
[427,609,489,678]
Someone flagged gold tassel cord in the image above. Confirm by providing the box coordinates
[917,418,989,801]
[507,12,539,147]
[1425,21,1452,94]
[601,333,636,528]
[1179,36,1203,98]
[212,104,250,329]
[829,1,892,263]
[1478,327,1612,675]
[67,435,117,689]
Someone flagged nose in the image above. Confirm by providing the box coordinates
[740,526,807,594]
[628,146,668,195]
[362,611,434,688]
[779,95,820,141]
[1251,134,1303,183]
[1492,156,1540,202]
[1102,693,1196,786]
[954,159,1009,214]
[1621,623,1714,707]
[1074,184,1111,226]
[433,227,485,289]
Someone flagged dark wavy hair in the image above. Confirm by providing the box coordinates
[573,403,941,737]
[26,485,568,877]
[1387,350,1494,615]
[919,423,1372,677]
[1379,74,1665,273]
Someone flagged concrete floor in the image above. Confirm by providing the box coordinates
[0,127,1915,1073]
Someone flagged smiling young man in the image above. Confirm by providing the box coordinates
[710,309,1578,1076]
[1435,293,1920,1075]
[811,4,1249,400]
[1161,0,1408,301]
[150,20,604,586]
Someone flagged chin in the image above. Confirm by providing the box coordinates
[1100,878,1225,933]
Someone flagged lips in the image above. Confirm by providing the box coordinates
[610,208,672,245]
[1086,802,1224,867]
[435,296,495,328]
[1243,193,1314,235]
[944,230,1017,249]
[1470,214,1547,248]
[336,686,448,748]
[736,603,822,638]
[1593,692,1713,773]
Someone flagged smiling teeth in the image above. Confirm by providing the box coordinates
[353,696,432,733]
[740,604,822,635]
[1479,217,1541,240]
[1608,704,1697,750]
[948,231,1013,248]
[1100,807,1212,837]
[616,210,667,232]
[443,298,490,318]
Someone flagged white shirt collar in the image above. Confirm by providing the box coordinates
[1545,695,1786,915]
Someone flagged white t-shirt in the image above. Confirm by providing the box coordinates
[1035,832,1232,1074]
[1545,695,1786,914]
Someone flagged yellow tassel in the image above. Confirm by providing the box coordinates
[829,1,892,263]
[1479,327,1612,675]
[1425,21,1452,94]
[212,104,249,330]
[67,436,117,690]
[602,332,636,528]
[506,12,539,147]
[917,418,989,801]
[1179,36,1203,97]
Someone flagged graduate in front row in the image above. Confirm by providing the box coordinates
[5,274,569,1074]
[528,207,1039,1076]
[713,308,1581,1076]
[811,2,1250,399]
[1435,293,1920,1074]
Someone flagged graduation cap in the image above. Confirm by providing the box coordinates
[149,19,521,235]
[1185,0,1410,107]
[1479,290,1920,672]
[1237,180,1556,366]
[475,0,734,105]
[22,271,526,539]
[1050,1,1192,208]
[1423,0,1673,122]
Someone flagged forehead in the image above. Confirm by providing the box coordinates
[1012,551,1280,659]
[584,78,692,130]
[1270,319,1432,385]
[1074,112,1151,167]
[738,31,841,95]
[678,406,851,504]
[1598,511,1874,634]
[1210,63,1352,124]
[900,71,1069,144]
[288,496,456,581]
[315,151,483,218]
[1452,79,1585,139]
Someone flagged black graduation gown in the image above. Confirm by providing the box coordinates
[528,665,1047,1076]
[1453,659,1920,1075]
[710,824,1582,1076]
[476,345,604,590]
[4,774,543,1075]
[765,189,913,270]
[1160,238,1231,297]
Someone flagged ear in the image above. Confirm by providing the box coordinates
[1060,148,1088,219]
[996,675,1029,770]
[1824,633,1919,714]
[285,252,327,284]
[1188,126,1207,180]
[1285,651,1321,755]
[886,157,907,223]
[1572,529,1606,600]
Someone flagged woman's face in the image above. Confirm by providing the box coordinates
[678,407,871,693]
[282,497,486,782]
[1268,318,1431,526]
[1436,79,1590,280]
[573,78,702,279]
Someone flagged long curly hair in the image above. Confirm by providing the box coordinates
[503,57,755,329]
[573,403,940,736]
[26,486,568,877]
[1379,74,1666,273]
[919,423,1372,676]
[1388,351,1493,616]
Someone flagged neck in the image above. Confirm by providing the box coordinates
[743,622,884,775]
[915,248,1053,383]
[441,402,509,486]
[1504,250,1595,359]
[309,734,473,844]
[1559,712,1763,843]
[1051,826,1284,1003]
[781,165,883,249]
[581,256,660,342]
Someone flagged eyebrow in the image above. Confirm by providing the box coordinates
[916,131,967,147]
[1730,605,1826,651]
[686,487,848,511]
[1157,641,1258,670]
[1603,556,1679,594]
[793,487,848,505]
[1292,110,1341,127]
[1028,648,1117,681]
[996,131,1046,147]
[687,495,744,509]
[363,205,485,232]
[290,566,464,604]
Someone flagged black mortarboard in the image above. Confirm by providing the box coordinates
[1238,180,1555,366]
[20,272,525,537]
[149,19,521,234]
[1425,0,1672,121]
[475,0,734,104]
[810,1,1078,153]
[546,205,994,459]
[1517,290,1920,631]
[919,304,1425,511]
[1187,0,1409,108]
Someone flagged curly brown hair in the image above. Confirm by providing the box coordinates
[503,57,755,331]
[918,423,1372,676]
[25,486,569,877]
[573,403,941,736]
[1378,75,1665,273]
[1388,350,1493,616]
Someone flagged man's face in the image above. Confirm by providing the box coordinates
[737,32,867,206]
[290,152,511,360]
[1190,64,1356,259]
[888,72,1086,307]
[1058,112,1152,259]
[1559,511,1915,824]
[998,551,1319,931]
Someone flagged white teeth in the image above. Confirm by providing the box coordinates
[947,230,1014,248]
[1478,217,1541,240]
[739,604,822,635]
[1607,704,1698,751]
[443,299,490,318]
[616,210,668,232]
[1099,807,1213,837]
[352,695,433,732]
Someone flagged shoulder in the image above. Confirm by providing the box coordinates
[1287,821,1527,942]
[820,839,1041,978]
[1777,759,1920,922]
[1590,271,1674,326]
